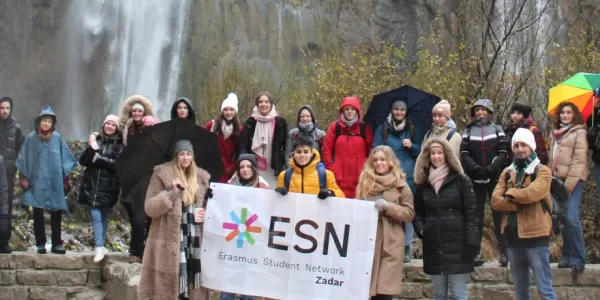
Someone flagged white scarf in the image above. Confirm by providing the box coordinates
[251,105,277,169]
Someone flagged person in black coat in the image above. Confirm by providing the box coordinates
[413,137,480,300]
[0,157,9,253]
[239,91,288,188]
[79,115,123,263]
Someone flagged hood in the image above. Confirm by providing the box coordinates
[470,98,494,118]
[414,137,463,185]
[289,149,321,171]
[297,105,317,126]
[0,97,14,120]
[339,97,362,119]
[119,94,157,126]
[170,97,196,123]
[34,105,57,132]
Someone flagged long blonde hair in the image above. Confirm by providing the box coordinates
[170,156,199,206]
[355,145,406,199]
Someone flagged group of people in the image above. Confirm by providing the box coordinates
[0,89,592,300]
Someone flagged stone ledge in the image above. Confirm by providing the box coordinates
[0,286,105,300]
[0,251,130,270]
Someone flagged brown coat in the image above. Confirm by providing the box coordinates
[548,124,588,192]
[138,163,210,300]
[491,160,553,238]
[363,181,414,297]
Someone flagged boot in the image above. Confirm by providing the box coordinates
[51,245,66,254]
[37,245,47,254]
[404,245,412,263]
[474,254,485,267]
[499,253,508,267]
[0,244,12,254]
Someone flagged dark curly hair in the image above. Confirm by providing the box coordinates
[552,101,585,129]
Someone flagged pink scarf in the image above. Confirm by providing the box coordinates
[251,105,277,170]
[428,164,449,194]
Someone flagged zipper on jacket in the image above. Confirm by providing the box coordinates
[92,141,107,207]
[436,193,444,275]
[301,168,305,193]
[481,127,487,168]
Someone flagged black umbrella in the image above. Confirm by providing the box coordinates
[363,85,441,141]
[116,118,224,200]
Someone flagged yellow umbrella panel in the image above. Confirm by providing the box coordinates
[548,84,593,116]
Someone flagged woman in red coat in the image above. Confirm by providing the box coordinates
[322,96,373,198]
[205,93,243,183]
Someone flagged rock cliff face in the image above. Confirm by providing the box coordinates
[0,0,595,137]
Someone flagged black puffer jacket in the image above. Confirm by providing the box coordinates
[78,135,123,208]
[0,97,25,175]
[413,172,479,275]
[413,137,480,275]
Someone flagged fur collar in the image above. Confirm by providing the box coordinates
[507,157,540,175]
[152,163,210,205]
[414,137,463,185]
[118,95,157,127]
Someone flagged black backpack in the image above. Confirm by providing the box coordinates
[424,128,456,142]
[505,164,569,236]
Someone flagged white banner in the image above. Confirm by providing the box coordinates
[200,183,378,300]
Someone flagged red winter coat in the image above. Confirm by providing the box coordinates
[322,97,373,199]
[205,120,243,183]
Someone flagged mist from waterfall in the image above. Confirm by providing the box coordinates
[62,0,190,139]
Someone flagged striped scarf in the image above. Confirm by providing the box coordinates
[507,152,537,227]
[179,204,202,300]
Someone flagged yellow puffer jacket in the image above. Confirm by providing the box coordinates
[277,149,345,197]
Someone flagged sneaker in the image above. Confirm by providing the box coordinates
[37,246,47,254]
[557,261,570,268]
[404,245,412,263]
[51,245,66,254]
[499,253,508,267]
[0,244,12,254]
[572,264,585,272]
[93,247,108,263]
[474,254,485,267]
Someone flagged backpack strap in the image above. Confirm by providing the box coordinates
[284,167,293,190]
[382,125,388,145]
[409,123,415,141]
[359,122,366,139]
[316,162,327,190]
[446,129,456,142]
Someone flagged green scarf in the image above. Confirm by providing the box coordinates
[507,152,538,227]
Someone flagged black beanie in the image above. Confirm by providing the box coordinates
[511,103,531,118]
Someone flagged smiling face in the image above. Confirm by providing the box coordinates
[432,112,447,127]
[257,95,272,115]
[293,145,313,166]
[511,110,524,124]
[429,146,446,168]
[299,109,313,125]
[103,121,117,136]
[372,150,391,175]
[392,105,406,121]
[342,106,357,120]
[222,107,236,120]
[474,106,489,119]
[560,105,574,125]
[131,108,144,122]
[177,151,193,169]
[513,142,532,159]
[39,116,53,131]
[238,160,254,180]
[176,102,189,119]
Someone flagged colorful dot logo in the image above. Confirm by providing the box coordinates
[222,207,262,248]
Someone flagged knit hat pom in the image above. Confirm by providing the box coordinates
[432,100,452,119]
[221,93,239,113]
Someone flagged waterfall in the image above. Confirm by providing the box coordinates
[62,0,190,139]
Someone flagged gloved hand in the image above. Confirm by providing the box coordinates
[317,189,333,200]
[20,177,29,189]
[476,167,489,179]
[374,199,389,212]
[204,188,213,200]
[463,246,480,262]
[275,187,288,196]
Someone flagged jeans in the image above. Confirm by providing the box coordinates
[562,181,585,266]
[474,181,506,254]
[90,207,111,247]
[219,293,254,300]
[431,273,468,300]
[594,163,600,207]
[33,208,62,247]
[507,247,556,300]
[405,222,414,247]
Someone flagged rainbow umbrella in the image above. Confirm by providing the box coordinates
[548,72,600,120]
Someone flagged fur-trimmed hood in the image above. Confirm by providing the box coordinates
[414,137,463,184]
[119,94,157,126]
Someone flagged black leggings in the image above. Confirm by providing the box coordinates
[33,208,62,247]
[371,295,393,300]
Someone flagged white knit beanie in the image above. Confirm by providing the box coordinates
[221,93,239,113]
[512,128,536,151]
